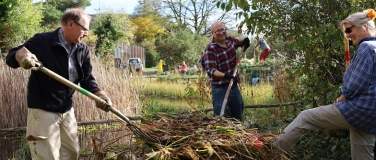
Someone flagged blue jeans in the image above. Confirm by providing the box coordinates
[211,84,244,120]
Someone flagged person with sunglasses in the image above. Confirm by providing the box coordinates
[203,20,250,121]
[272,9,376,159]
[6,8,112,160]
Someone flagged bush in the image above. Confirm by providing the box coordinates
[145,48,157,68]
[291,130,351,160]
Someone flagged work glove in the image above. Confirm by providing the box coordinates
[224,73,235,80]
[94,91,112,112]
[15,47,38,69]
[243,37,250,51]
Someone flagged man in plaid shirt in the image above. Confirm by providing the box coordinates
[203,20,250,121]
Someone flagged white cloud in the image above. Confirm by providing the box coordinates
[32,0,138,14]
[85,0,138,14]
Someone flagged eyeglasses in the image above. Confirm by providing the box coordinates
[214,28,227,34]
[344,25,355,34]
[74,21,89,32]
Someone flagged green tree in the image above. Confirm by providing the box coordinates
[132,0,170,44]
[216,0,375,159]
[155,26,209,70]
[0,0,43,52]
[82,30,97,53]
[164,0,239,35]
[133,0,164,17]
[92,10,136,58]
[91,9,136,44]
[93,13,124,57]
[110,9,137,44]
[132,0,176,66]
[132,16,166,44]
[144,48,158,68]
[36,0,91,30]
[0,0,18,23]
[216,0,374,106]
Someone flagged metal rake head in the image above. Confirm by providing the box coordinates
[127,123,158,143]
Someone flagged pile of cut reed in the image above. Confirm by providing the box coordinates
[128,112,290,160]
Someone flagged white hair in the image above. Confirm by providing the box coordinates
[340,9,376,34]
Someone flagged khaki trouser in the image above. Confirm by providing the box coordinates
[273,104,375,160]
[26,108,79,160]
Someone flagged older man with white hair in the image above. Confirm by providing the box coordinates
[203,20,250,120]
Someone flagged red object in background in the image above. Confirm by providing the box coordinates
[181,64,187,71]
[253,139,263,148]
[344,35,350,69]
[27,135,36,141]
[259,48,271,61]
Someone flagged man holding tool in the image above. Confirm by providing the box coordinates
[6,8,111,160]
[203,20,250,121]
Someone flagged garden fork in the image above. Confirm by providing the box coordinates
[220,46,245,117]
[31,60,158,143]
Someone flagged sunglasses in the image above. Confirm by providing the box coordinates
[74,21,89,32]
[344,25,355,34]
[214,28,227,34]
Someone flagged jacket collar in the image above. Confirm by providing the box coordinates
[51,27,84,49]
[358,36,376,45]
[210,36,229,46]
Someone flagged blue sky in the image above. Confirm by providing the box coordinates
[85,0,138,14]
[32,0,138,14]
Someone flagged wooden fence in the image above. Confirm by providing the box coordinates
[114,41,145,69]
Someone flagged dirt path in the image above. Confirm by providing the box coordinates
[142,70,157,76]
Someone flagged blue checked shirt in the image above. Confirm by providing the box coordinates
[58,29,79,83]
[335,37,376,134]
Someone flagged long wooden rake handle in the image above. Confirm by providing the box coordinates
[344,34,350,69]
[31,61,157,142]
[220,46,245,117]
[31,62,132,124]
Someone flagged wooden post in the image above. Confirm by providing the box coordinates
[344,32,350,69]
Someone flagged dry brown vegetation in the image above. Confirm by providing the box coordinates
[0,55,142,129]
[94,112,291,160]
[273,64,292,103]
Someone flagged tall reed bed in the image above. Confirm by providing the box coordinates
[0,56,141,129]
[242,69,295,129]
[0,58,29,128]
[241,82,277,105]
[142,80,186,98]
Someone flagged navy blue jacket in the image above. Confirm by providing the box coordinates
[6,28,101,113]
[199,56,205,69]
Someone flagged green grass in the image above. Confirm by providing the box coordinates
[141,77,295,127]
[142,80,186,98]
[142,78,283,106]
[143,67,157,72]
[145,72,200,79]
[12,134,31,160]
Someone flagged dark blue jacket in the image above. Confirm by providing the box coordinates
[6,28,100,113]
[199,56,205,69]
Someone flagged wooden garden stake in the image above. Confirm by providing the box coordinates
[344,33,350,69]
